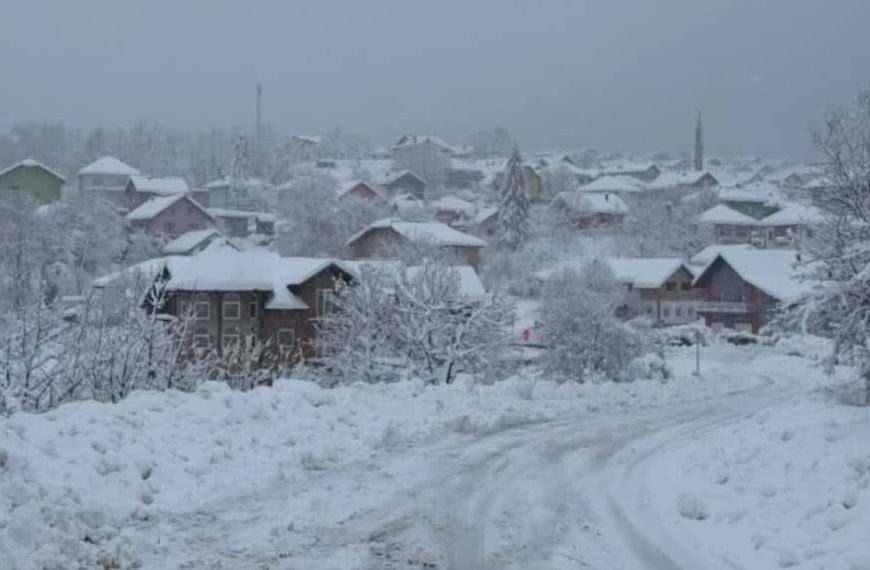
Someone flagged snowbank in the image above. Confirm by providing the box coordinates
[0,345,818,568]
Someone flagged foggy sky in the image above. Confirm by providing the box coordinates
[2,0,869,159]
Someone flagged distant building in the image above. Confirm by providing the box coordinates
[126,194,215,239]
[347,218,487,272]
[549,191,629,228]
[698,204,761,245]
[78,156,140,203]
[123,175,194,209]
[0,158,66,202]
[205,176,272,211]
[161,229,234,256]
[207,208,276,238]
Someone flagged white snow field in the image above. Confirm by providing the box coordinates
[1,339,868,569]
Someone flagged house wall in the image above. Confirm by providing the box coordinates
[169,267,349,366]
[0,165,63,202]
[696,258,778,334]
[216,215,251,238]
[637,267,700,324]
[714,224,758,245]
[134,199,214,238]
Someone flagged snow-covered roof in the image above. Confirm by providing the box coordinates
[379,169,427,187]
[432,195,474,213]
[761,204,825,226]
[344,261,486,301]
[602,161,659,175]
[689,244,756,268]
[128,175,190,196]
[78,156,140,176]
[0,158,67,182]
[347,218,487,248]
[473,206,499,225]
[647,170,717,191]
[206,208,277,223]
[126,194,213,222]
[161,229,222,255]
[95,250,354,311]
[205,176,268,190]
[698,204,758,226]
[553,191,630,214]
[336,180,383,200]
[579,175,646,193]
[606,258,692,288]
[693,248,814,301]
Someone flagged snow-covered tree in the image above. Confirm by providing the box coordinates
[621,188,716,258]
[275,169,388,257]
[784,90,870,403]
[538,262,642,382]
[497,149,531,249]
[230,133,251,208]
[315,261,513,385]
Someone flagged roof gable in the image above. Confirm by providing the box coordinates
[0,158,67,183]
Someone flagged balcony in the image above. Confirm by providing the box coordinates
[697,301,752,314]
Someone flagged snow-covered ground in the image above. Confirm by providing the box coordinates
[1,338,867,569]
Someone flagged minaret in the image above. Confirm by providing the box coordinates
[694,111,704,172]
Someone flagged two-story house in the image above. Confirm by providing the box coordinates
[77,156,140,204]
[607,258,700,324]
[0,158,66,202]
[692,248,813,334]
[95,250,354,364]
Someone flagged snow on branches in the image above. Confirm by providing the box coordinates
[498,148,531,249]
[314,261,513,386]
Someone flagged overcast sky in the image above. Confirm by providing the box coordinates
[2,0,868,159]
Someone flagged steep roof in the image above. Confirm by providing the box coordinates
[347,218,487,248]
[336,180,384,200]
[689,244,756,269]
[693,248,814,301]
[78,156,140,176]
[128,175,190,196]
[698,204,758,226]
[0,158,67,183]
[126,194,213,222]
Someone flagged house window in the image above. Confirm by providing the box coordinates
[688,307,694,316]
[675,307,683,317]
[178,299,190,317]
[222,293,241,319]
[665,282,677,291]
[248,299,258,318]
[316,289,335,318]
[194,326,210,349]
[277,328,295,347]
[681,282,692,291]
[663,308,671,317]
[194,293,210,319]
[164,222,175,233]
[720,227,732,237]
[646,306,653,315]
[223,325,239,347]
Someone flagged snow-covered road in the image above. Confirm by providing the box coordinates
[4,341,867,569]
[288,376,789,569]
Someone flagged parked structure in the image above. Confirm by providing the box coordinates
[0,158,66,202]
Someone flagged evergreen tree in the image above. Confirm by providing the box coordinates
[498,148,531,249]
[230,133,250,207]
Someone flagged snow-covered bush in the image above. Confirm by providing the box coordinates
[315,260,513,386]
[537,261,644,382]
[628,353,673,382]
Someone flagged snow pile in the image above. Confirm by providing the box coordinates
[0,348,763,568]
[647,384,870,568]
